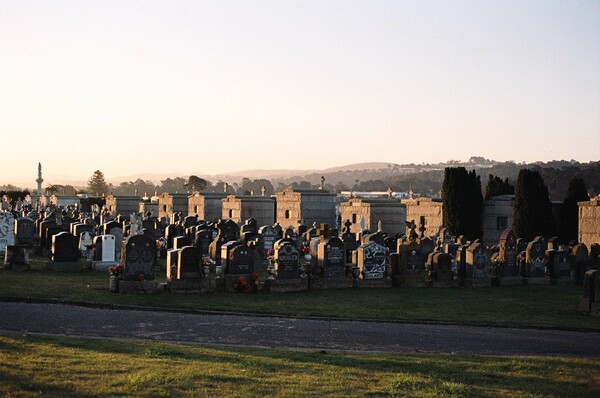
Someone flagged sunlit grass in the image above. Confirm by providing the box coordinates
[0,334,598,397]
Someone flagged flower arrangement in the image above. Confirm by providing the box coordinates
[108,265,123,278]
[251,272,259,287]
[202,257,213,267]
[233,276,252,293]
[266,248,274,261]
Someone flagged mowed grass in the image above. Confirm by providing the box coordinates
[1,256,599,330]
[0,334,598,398]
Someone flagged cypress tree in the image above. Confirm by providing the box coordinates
[559,177,589,242]
[442,167,483,240]
[484,174,514,200]
[512,168,555,241]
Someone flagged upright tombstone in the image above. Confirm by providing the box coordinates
[571,243,590,284]
[220,240,243,273]
[224,244,256,293]
[0,212,16,252]
[578,270,599,315]
[208,219,239,264]
[524,237,549,284]
[48,232,81,271]
[395,234,425,287]
[426,252,454,287]
[14,217,35,246]
[168,246,212,293]
[3,244,29,270]
[313,235,352,289]
[78,231,94,258]
[553,249,573,284]
[267,239,307,292]
[119,234,159,293]
[496,229,521,285]
[465,243,491,287]
[195,229,213,256]
[109,227,124,262]
[92,235,119,271]
[353,241,391,288]
[173,236,192,250]
[258,225,277,257]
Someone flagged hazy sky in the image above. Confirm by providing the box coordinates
[1,0,599,187]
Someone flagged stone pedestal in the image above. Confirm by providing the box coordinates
[398,272,428,288]
[118,279,160,293]
[499,276,522,285]
[265,278,308,293]
[3,245,30,270]
[92,260,120,272]
[524,276,550,285]
[310,275,353,289]
[46,260,83,272]
[355,278,392,288]
[169,278,214,293]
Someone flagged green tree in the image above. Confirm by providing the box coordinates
[87,170,109,196]
[484,174,514,200]
[186,175,208,192]
[441,167,483,240]
[512,168,555,241]
[559,177,589,242]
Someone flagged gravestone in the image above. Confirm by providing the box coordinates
[578,270,599,315]
[354,241,391,288]
[173,236,192,250]
[259,225,277,255]
[571,243,590,284]
[48,232,81,271]
[266,239,307,292]
[195,229,213,256]
[78,231,93,257]
[208,219,239,264]
[395,238,425,287]
[3,245,30,270]
[525,238,549,284]
[553,249,573,284]
[312,236,352,289]
[221,240,243,273]
[15,217,35,246]
[224,244,256,293]
[466,243,491,287]
[0,212,16,252]
[165,224,184,249]
[91,234,119,271]
[119,234,159,293]
[496,229,521,285]
[168,245,212,293]
[427,252,454,287]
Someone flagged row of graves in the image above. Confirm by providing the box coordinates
[4,205,599,299]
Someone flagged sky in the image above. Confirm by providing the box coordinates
[1,0,599,188]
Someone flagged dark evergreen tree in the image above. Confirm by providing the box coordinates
[442,167,483,240]
[512,168,555,241]
[559,177,589,242]
[484,174,514,200]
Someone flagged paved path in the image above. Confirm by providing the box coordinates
[1,302,599,357]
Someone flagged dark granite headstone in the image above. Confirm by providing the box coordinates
[356,241,387,280]
[176,246,201,279]
[318,236,346,278]
[228,245,255,275]
[122,234,156,281]
[51,232,80,262]
[274,239,300,280]
[15,217,35,246]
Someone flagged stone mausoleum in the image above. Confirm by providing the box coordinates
[222,195,275,226]
[579,197,600,248]
[400,197,444,238]
[105,195,141,216]
[339,198,406,235]
[157,193,189,219]
[275,188,337,231]
[481,195,514,246]
[187,192,228,222]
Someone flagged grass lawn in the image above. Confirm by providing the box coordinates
[0,334,598,398]
[1,255,599,330]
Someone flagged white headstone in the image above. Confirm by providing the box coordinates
[0,212,16,252]
[100,235,116,262]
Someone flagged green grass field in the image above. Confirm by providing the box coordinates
[1,255,599,330]
[0,334,598,398]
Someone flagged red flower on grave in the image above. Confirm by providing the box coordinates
[136,272,145,282]
[251,272,259,286]
[108,265,123,277]
[303,246,310,254]
[233,276,252,293]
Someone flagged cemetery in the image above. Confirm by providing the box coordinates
[1,169,599,397]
